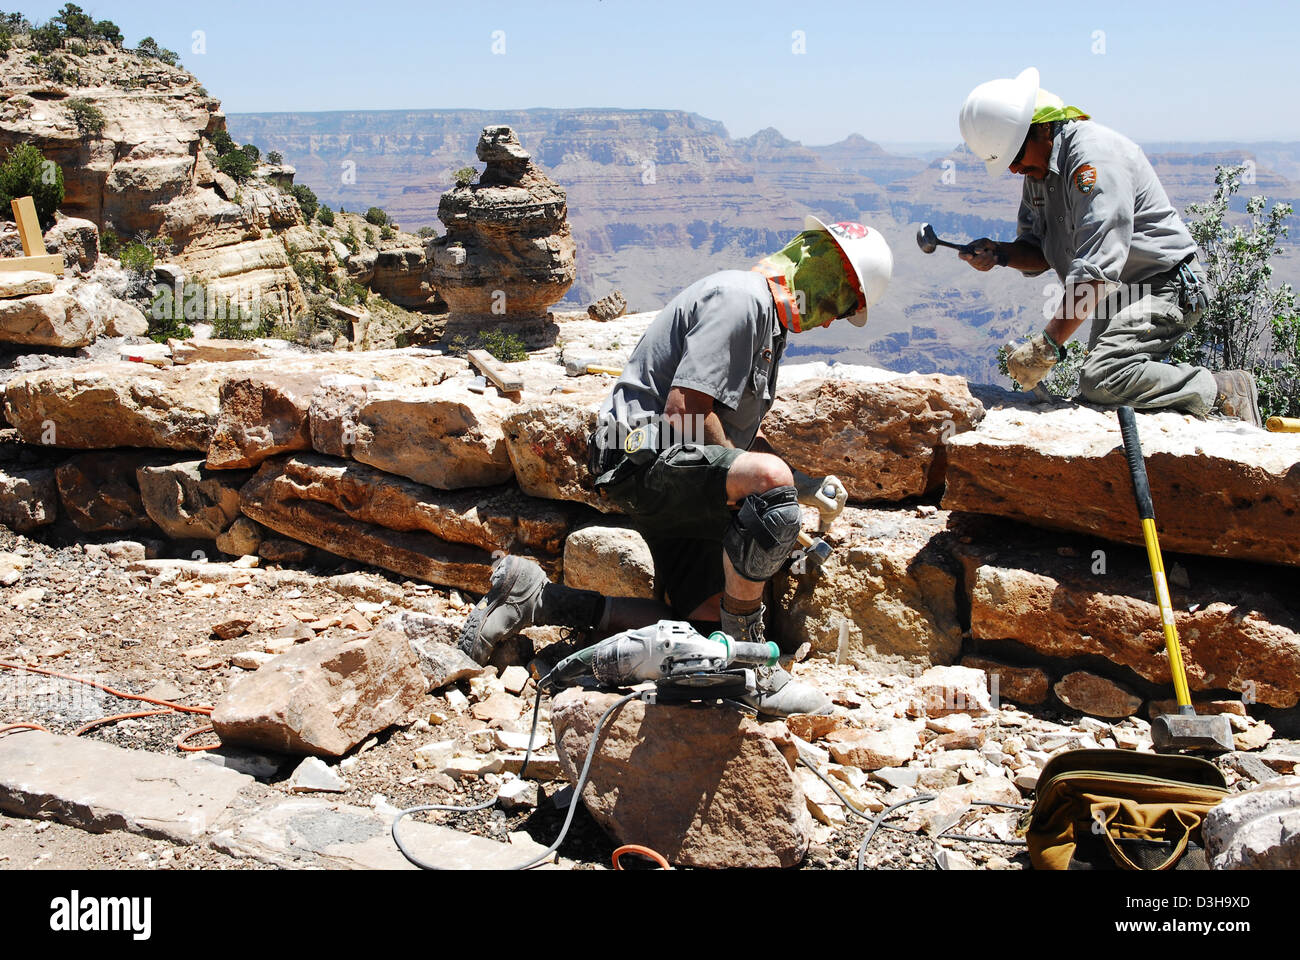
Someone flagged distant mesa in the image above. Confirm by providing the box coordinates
[428,125,576,336]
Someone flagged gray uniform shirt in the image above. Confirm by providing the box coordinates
[1016,120,1196,288]
[597,270,787,452]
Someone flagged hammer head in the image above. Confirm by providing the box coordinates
[916,223,939,255]
[564,357,593,377]
[800,538,832,569]
[1151,711,1235,754]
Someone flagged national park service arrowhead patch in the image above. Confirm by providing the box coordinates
[1074,164,1098,194]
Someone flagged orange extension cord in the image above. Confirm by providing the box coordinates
[611,844,671,870]
[0,660,221,751]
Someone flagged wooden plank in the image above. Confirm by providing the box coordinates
[11,197,45,257]
[0,254,64,276]
[467,349,524,393]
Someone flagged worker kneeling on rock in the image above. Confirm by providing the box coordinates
[957,67,1261,427]
[460,218,894,717]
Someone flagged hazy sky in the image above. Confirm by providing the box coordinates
[19,0,1300,144]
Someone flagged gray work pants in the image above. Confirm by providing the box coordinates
[1077,273,1217,415]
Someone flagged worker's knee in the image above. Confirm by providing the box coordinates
[1077,356,1127,404]
[723,485,801,581]
[726,452,794,501]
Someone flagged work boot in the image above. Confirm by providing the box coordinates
[1212,370,1262,428]
[459,555,603,666]
[719,603,766,645]
[739,664,834,719]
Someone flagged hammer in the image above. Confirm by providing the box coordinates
[565,357,622,377]
[916,223,976,256]
[794,531,832,569]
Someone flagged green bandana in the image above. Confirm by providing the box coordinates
[755,230,860,331]
[1032,88,1090,124]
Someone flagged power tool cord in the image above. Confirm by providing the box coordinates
[796,755,1028,868]
[392,687,641,871]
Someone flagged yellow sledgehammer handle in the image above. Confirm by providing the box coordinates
[1138,517,1193,707]
[1266,416,1300,433]
[1118,407,1193,708]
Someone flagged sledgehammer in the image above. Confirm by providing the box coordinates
[565,357,623,377]
[1117,406,1234,753]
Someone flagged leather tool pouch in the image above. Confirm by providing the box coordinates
[1026,749,1228,871]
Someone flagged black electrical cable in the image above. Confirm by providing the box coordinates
[392,686,641,871]
[798,755,1030,868]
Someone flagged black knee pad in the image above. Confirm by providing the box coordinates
[723,485,801,582]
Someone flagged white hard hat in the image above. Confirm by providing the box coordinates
[804,216,893,327]
[959,67,1040,177]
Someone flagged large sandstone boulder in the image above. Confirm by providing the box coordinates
[371,245,438,310]
[207,373,323,469]
[348,378,515,490]
[0,271,56,299]
[2,351,463,452]
[428,126,576,322]
[55,452,171,534]
[211,627,426,757]
[943,405,1300,568]
[764,374,985,502]
[238,454,580,593]
[501,397,612,512]
[959,537,1300,708]
[137,460,248,540]
[772,507,963,667]
[1203,777,1300,870]
[44,217,100,274]
[0,290,99,348]
[563,524,655,599]
[0,465,58,533]
[551,689,812,868]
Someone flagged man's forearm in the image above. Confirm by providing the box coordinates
[1046,279,1109,346]
[1001,239,1050,274]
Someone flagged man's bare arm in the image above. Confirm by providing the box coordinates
[1047,279,1109,346]
[961,238,1050,274]
[664,386,730,447]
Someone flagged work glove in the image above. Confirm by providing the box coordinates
[792,471,848,528]
[1005,332,1063,391]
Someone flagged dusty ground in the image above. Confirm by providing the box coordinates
[1,523,1287,871]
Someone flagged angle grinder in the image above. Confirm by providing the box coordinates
[541,620,780,702]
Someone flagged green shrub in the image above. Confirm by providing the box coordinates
[1176,163,1300,418]
[240,142,260,163]
[44,54,68,82]
[94,19,122,46]
[0,142,65,229]
[380,223,394,241]
[449,329,528,363]
[29,22,62,53]
[98,228,120,257]
[416,225,436,239]
[209,129,235,156]
[364,227,375,246]
[136,36,178,66]
[216,149,254,182]
[453,166,476,187]
[66,97,104,136]
[316,204,334,227]
[342,226,359,254]
[67,40,86,56]
[292,183,318,221]
[364,206,388,226]
[0,29,11,56]
[53,4,94,40]
[119,241,154,276]
[266,150,283,165]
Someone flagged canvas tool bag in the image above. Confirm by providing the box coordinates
[1026,749,1228,871]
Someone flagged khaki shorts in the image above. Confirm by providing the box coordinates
[594,443,741,617]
